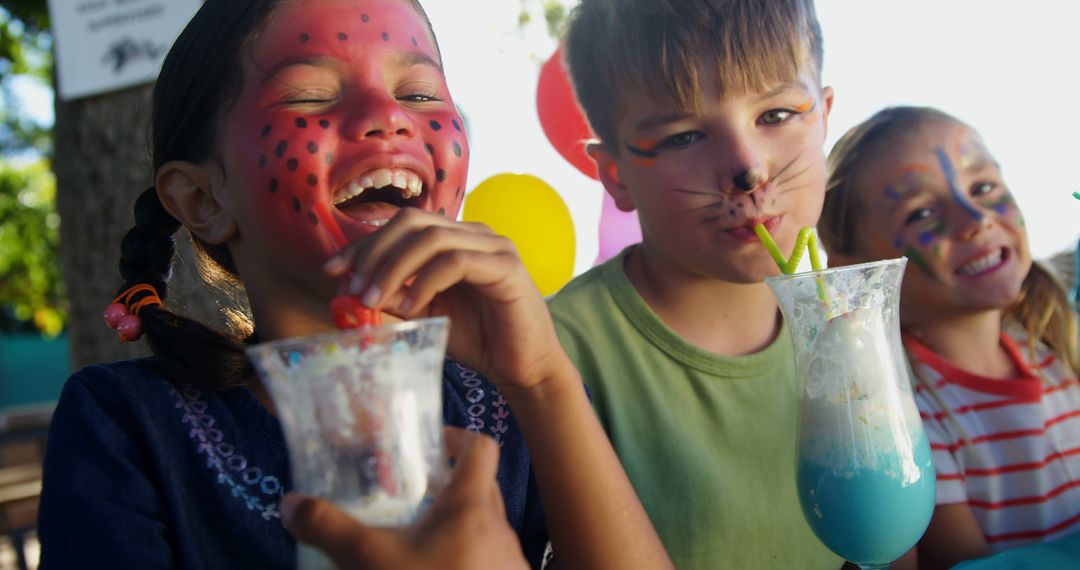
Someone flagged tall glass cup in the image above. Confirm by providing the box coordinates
[246,317,450,569]
[765,258,935,569]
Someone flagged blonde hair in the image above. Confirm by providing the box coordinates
[821,106,1080,379]
[563,0,824,149]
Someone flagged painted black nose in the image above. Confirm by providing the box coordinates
[733,169,763,192]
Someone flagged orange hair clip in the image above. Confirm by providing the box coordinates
[103,284,163,342]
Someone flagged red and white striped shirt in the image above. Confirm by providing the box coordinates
[906,330,1080,552]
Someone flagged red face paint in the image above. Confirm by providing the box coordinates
[220,0,469,264]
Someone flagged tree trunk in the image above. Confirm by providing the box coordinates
[54,85,223,370]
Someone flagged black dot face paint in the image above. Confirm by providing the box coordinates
[382,32,390,42]
[436,169,447,182]
[411,37,418,46]
[287,158,299,172]
[261,124,272,138]
[438,207,446,216]
[259,154,267,167]
[307,212,319,226]
[452,141,462,157]
[429,120,442,131]
[269,178,279,193]
[275,140,288,158]
[337,32,348,41]
[292,197,302,212]
[307,141,319,154]
[361,13,370,23]
[319,119,330,129]
[295,117,308,128]
[307,174,318,187]
[299,33,309,43]
[452,119,461,132]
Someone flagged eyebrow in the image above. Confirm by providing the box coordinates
[887,163,934,180]
[760,82,809,99]
[394,51,443,72]
[963,155,999,173]
[631,82,810,132]
[259,56,331,87]
[633,112,693,132]
[259,50,443,87]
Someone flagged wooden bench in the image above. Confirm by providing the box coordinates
[0,405,52,570]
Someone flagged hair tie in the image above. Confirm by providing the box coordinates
[103,284,162,342]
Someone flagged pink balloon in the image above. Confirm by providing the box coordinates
[594,192,642,265]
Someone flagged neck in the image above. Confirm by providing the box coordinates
[626,244,781,356]
[906,310,1016,379]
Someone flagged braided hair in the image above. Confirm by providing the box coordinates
[115,0,283,389]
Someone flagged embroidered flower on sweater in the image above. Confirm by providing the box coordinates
[171,386,285,521]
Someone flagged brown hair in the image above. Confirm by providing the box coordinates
[563,0,824,149]
[119,0,440,390]
[820,106,1080,377]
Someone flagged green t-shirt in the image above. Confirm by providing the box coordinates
[548,248,841,569]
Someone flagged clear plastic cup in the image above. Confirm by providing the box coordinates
[246,317,450,568]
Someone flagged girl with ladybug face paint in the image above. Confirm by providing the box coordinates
[37,1,669,568]
[169,0,472,339]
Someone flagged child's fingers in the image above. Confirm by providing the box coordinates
[437,430,503,513]
[322,209,455,278]
[357,222,515,310]
[391,249,523,317]
[281,493,393,565]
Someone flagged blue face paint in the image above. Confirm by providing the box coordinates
[884,185,901,202]
[935,145,983,221]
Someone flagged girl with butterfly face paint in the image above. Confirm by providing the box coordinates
[821,106,1080,568]
[37,1,669,569]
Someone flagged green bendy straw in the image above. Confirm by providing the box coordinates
[754,224,824,274]
[756,224,831,315]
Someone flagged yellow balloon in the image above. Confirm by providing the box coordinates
[462,173,576,296]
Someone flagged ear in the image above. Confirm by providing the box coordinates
[819,85,836,141]
[156,160,237,244]
[587,142,636,213]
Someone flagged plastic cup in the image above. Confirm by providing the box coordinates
[246,317,450,568]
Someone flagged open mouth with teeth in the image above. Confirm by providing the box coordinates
[331,167,425,220]
[955,247,1008,277]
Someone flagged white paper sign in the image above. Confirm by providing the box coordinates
[47,0,202,100]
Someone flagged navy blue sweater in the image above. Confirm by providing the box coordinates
[38,358,547,569]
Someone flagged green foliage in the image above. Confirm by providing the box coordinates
[0,0,62,336]
[517,0,570,39]
[1,4,53,156]
[0,158,65,336]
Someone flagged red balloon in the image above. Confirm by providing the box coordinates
[536,45,598,180]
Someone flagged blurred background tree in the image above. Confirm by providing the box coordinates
[517,0,569,38]
[0,1,64,336]
[2,0,221,371]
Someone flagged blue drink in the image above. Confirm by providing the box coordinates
[798,434,935,566]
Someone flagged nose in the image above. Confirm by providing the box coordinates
[718,131,768,193]
[343,89,416,141]
[733,167,767,192]
[952,200,992,240]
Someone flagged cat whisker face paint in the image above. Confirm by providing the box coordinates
[217,0,469,268]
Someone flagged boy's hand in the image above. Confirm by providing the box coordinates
[324,208,572,392]
[282,428,529,570]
